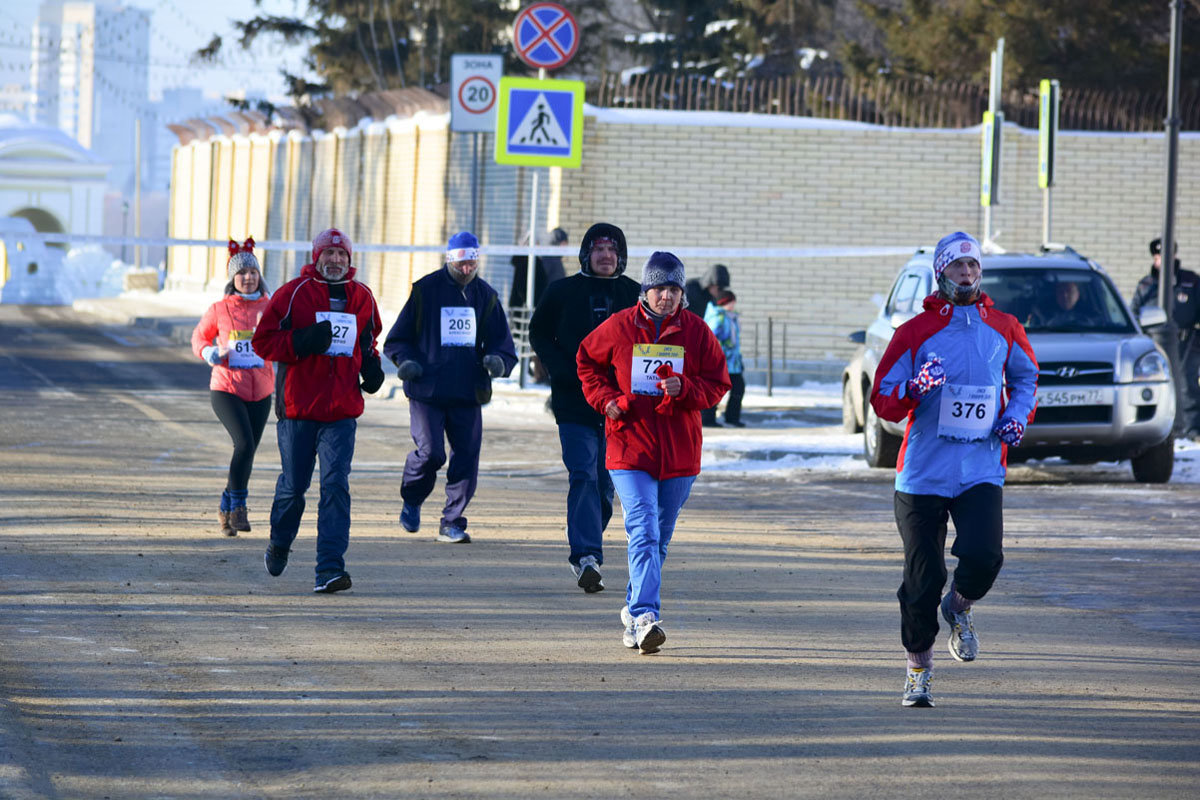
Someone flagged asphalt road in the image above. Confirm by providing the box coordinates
[0,304,1197,799]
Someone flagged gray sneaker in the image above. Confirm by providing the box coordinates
[633,612,666,655]
[901,667,935,707]
[941,594,979,662]
[572,555,605,593]
[620,606,638,649]
[437,524,471,544]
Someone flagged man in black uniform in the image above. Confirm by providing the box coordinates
[529,223,641,592]
[1131,237,1200,438]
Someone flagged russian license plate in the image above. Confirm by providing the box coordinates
[1038,388,1110,407]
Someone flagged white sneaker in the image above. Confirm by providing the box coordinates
[620,606,638,649]
[941,594,979,662]
[633,612,666,654]
[901,667,934,707]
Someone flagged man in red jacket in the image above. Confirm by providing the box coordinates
[577,252,730,653]
[251,228,384,593]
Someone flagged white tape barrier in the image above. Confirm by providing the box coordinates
[15,232,920,260]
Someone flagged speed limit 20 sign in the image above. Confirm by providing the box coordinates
[451,54,503,133]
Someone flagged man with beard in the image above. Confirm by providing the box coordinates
[252,228,384,593]
[529,223,640,592]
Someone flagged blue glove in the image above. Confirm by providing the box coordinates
[202,346,224,366]
[483,354,505,378]
[994,417,1025,446]
[906,357,946,400]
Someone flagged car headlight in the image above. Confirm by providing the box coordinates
[1132,350,1168,382]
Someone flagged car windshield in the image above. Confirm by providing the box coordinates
[981,268,1135,334]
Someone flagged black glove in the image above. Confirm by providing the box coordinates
[396,359,423,381]
[359,352,385,393]
[292,320,333,358]
[483,354,506,378]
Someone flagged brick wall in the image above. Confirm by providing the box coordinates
[557,109,1199,364]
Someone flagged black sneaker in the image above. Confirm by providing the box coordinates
[313,571,352,593]
[264,543,289,577]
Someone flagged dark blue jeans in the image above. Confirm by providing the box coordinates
[269,417,357,577]
[401,399,482,529]
[557,422,614,567]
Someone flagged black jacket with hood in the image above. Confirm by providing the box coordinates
[685,263,731,317]
[529,222,641,426]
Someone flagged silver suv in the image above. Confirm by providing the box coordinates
[841,247,1176,482]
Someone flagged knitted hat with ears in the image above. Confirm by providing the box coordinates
[227,237,260,276]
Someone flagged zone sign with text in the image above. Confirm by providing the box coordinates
[451,54,503,133]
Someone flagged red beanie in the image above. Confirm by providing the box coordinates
[312,228,352,265]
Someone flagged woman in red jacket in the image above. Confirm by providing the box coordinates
[577,252,730,654]
[190,239,274,537]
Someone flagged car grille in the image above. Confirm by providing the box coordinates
[1036,361,1114,386]
[1032,405,1113,424]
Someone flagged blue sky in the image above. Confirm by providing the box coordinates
[1,0,311,104]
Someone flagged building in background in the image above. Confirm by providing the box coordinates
[31,0,149,196]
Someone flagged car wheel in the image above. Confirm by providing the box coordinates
[1131,435,1174,483]
[864,402,901,469]
[841,379,860,434]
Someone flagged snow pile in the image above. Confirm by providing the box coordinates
[2,243,140,305]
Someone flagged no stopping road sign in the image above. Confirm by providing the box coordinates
[512,3,579,71]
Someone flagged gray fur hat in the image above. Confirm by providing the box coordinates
[640,251,686,292]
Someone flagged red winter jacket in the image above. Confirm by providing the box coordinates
[578,303,731,480]
[190,293,274,401]
[252,264,382,422]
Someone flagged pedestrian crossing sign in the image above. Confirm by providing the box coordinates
[494,76,584,168]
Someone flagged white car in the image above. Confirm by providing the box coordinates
[842,247,1176,482]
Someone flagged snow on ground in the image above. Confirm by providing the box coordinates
[486,379,1200,483]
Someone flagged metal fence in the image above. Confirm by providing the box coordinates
[593,71,1200,132]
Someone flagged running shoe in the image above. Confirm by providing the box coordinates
[901,667,934,707]
[400,502,420,532]
[941,594,979,662]
[620,606,638,649]
[437,524,471,544]
[633,612,666,655]
[572,555,605,593]
[264,543,289,576]
[314,571,352,593]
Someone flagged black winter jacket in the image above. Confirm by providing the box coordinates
[529,271,641,425]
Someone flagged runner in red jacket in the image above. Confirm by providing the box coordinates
[578,252,730,654]
[251,228,384,594]
[190,238,274,537]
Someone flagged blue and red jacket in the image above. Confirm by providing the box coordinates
[870,292,1038,496]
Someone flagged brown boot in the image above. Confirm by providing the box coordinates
[217,509,237,537]
[229,506,251,532]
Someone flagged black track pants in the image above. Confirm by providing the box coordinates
[210,391,271,494]
[894,482,1004,654]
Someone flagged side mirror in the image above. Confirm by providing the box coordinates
[847,330,866,344]
[1139,306,1167,329]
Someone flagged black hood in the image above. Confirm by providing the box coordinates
[579,222,628,277]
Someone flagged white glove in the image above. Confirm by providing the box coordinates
[202,346,224,366]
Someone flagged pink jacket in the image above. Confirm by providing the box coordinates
[191,293,275,401]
